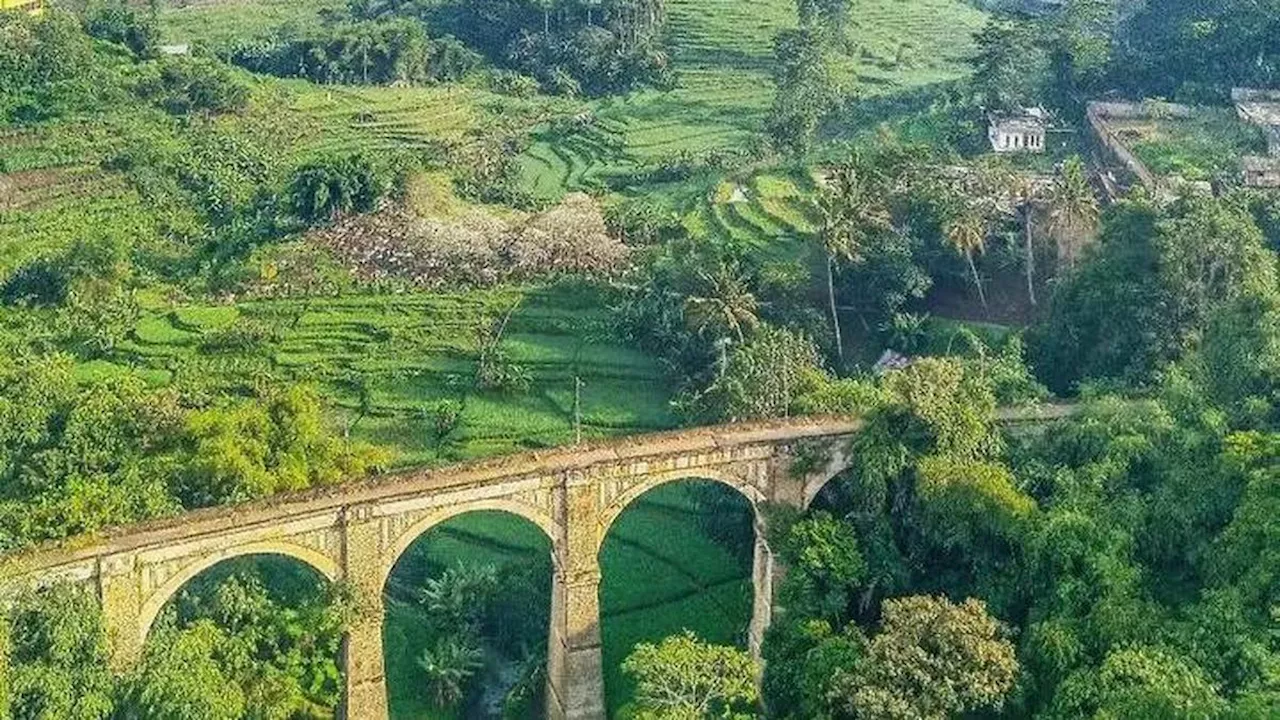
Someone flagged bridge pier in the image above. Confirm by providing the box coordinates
[99,554,144,673]
[547,476,607,720]
[341,507,389,719]
[747,526,775,661]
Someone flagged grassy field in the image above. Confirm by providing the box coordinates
[159,0,346,48]
[381,483,754,719]
[1111,107,1267,182]
[97,284,677,466]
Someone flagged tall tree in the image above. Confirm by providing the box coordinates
[684,263,760,376]
[1047,156,1099,270]
[768,27,834,155]
[1018,177,1041,306]
[819,155,891,364]
[970,19,1044,113]
[830,595,1018,720]
[944,207,990,310]
[623,631,760,719]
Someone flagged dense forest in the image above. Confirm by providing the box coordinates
[0,0,1278,718]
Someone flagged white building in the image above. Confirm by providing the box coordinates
[989,108,1048,153]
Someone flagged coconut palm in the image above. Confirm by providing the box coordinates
[1014,175,1041,306]
[417,636,484,709]
[684,265,760,344]
[945,207,990,310]
[1047,156,1100,270]
[684,264,759,378]
[818,154,891,363]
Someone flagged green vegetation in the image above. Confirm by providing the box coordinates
[105,285,675,466]
[1115,108,1267,182]
[7,0,1280,718]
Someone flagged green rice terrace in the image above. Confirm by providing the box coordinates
[518,0,987,225]
[92,285,676,467]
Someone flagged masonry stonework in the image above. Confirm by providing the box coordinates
[1,418,863,720]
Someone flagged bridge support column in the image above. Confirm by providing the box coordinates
[99,554,144,673]
[341,508,388,720]
[547,478,606,720]
[747,526,774,662]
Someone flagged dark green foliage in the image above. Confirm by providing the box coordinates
[970,18,1045,112]
[768,27,835,155]
[423,0,672,96]
[130,56,250,116]
[1031,192,1275,396]
[4,584,114,720]
[778,512,866,623]
[796,0,853,36]
[84,0,159,58]
[287,152,387,225]
[229,18,481,86]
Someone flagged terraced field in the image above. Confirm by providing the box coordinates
[520,0,985,259]
[101,285,677,466]
[842,0,987,93]
[520,0,790,201]
[382,483,754,719]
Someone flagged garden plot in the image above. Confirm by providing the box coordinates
[1109,108,1266,182]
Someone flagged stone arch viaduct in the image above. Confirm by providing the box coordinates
[0,417,866,720]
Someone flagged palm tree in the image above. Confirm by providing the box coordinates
[1047,156,1100,271]
[418,563,498,630]
[1016,177,1040,306]
[684,264,760,376]
[818,155,891,364]
[945,207,990,310]
[417,636,484,709]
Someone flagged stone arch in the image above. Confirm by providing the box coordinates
[380,498,561,589]
[136,541,341,648]
[596,468,764,552]
[799,446,856,510]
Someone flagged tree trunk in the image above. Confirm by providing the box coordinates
[1024,205,1037,306]
[827,253,844,364]
[967,252,987,310]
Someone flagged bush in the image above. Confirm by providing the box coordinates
[84,0,159,58]
[0,9,99,122]
[287,152,388,225]
[131,56,249,116]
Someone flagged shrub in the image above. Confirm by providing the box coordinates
[84,0,159,58]
[287,153,387,225]
[131,56,249,116]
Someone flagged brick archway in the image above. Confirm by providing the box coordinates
[595,468,765,553]
[136,541,341,650]
[379,498,562,590]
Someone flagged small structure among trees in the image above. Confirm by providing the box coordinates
[1242,156,1280,188]
[988,108,1047,153]
[1233,88,1280,187]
